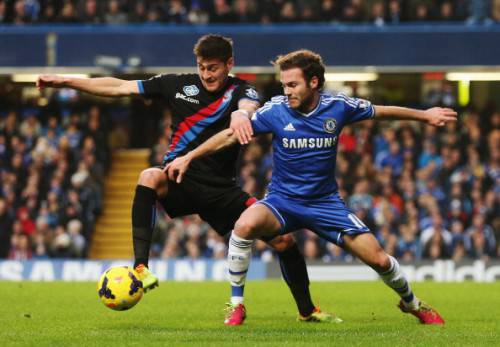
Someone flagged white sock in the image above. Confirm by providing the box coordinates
[379,255,419,309]
[228,232,254,305]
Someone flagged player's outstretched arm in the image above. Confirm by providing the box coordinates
[36,75,140,97]
[374,105,458,126]
[165,129,239,183]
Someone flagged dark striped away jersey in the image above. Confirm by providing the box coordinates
[138,74,259,185]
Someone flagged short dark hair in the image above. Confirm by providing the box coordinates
[193,34,233,62]
[273,50,326,90]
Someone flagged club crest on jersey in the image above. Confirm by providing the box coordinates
[223,88,235,102]
[323,118,337,133]
[245,88,259,100]
[183,85,199,96]
[358,99,370,109]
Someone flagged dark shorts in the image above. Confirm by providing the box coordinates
[158,171,256,236]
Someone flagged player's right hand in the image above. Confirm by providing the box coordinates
[230,111,253,145]
[164,154,192,184]
[36,75,66,91]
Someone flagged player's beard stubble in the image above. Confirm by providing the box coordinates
[294,87,319,113]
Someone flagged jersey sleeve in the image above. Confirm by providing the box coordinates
[137,74,177,100]
[235,83,260,104]
[340,94,375,124]
[250,102,276,135]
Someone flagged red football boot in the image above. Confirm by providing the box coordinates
[224,303,246,326]
[398,300,445,325]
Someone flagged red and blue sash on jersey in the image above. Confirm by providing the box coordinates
[165,84,237,162]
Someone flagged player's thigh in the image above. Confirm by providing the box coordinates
[235,204,282,239]
[342,233,389,271]
[198,187,255,236]
[157,177,198,218]
[311,195,371,245]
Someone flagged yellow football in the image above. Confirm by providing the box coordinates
[97,266,143,311]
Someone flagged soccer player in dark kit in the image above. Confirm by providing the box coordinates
[36,35,334,325]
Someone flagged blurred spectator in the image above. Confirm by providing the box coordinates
[79,0,102,23]
[439,1,456,21]
[411,0,434,21]
[8,233,32,260]
[165,0,188,23]
[12,0,31,24]
[464,214,497,260]
[420,214,452,259]
[57,0,79,23]
[39,2,57,22]
[105,0,127,24]
[369,1,386,26]
[299,2,319,22]
[232,0,258,22]
[68,219,86,257]
[493,0,500,21]
[279,1,298,22]
[468,0,491,24]
[210,0,235,23]
[387,0,402,24]
[0,198,14,257]
[187,2,209,24]
[129,0,147,22]
[341,0,365,22]
[397,224,419,261]
[449,219,465,261]
[319,0,339,22]
[0,0,7,23]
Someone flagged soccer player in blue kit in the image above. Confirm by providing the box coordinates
[167,49,457,325]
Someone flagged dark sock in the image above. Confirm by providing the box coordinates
[277,243,315,317]
[132,185,157,268]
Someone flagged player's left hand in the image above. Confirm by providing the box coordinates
[424,107,458,127]
[164,154,192,183]
[230,110,253,145]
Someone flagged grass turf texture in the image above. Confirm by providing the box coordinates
[1,281,499,346]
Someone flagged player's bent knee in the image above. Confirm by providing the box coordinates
[234,218,259,239]
[138,168,165,188]
[266,234,295,252]
[371,252,391,272]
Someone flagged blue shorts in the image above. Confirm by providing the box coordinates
[257,192,371,246]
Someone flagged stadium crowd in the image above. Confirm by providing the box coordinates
[0,99,110,260]
[0,0,499,25]
[149,83,500,263]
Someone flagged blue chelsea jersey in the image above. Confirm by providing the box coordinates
[251,92,375,198]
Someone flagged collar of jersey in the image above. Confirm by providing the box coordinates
[294,93,323,118]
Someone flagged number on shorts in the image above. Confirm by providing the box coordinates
[348,213,367,229]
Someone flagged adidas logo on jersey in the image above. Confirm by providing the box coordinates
[284,123,296,131]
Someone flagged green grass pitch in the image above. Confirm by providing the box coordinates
[1,281,499,346]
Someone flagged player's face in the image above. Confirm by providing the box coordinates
[197,57,234,93]
[280,68,319,112]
